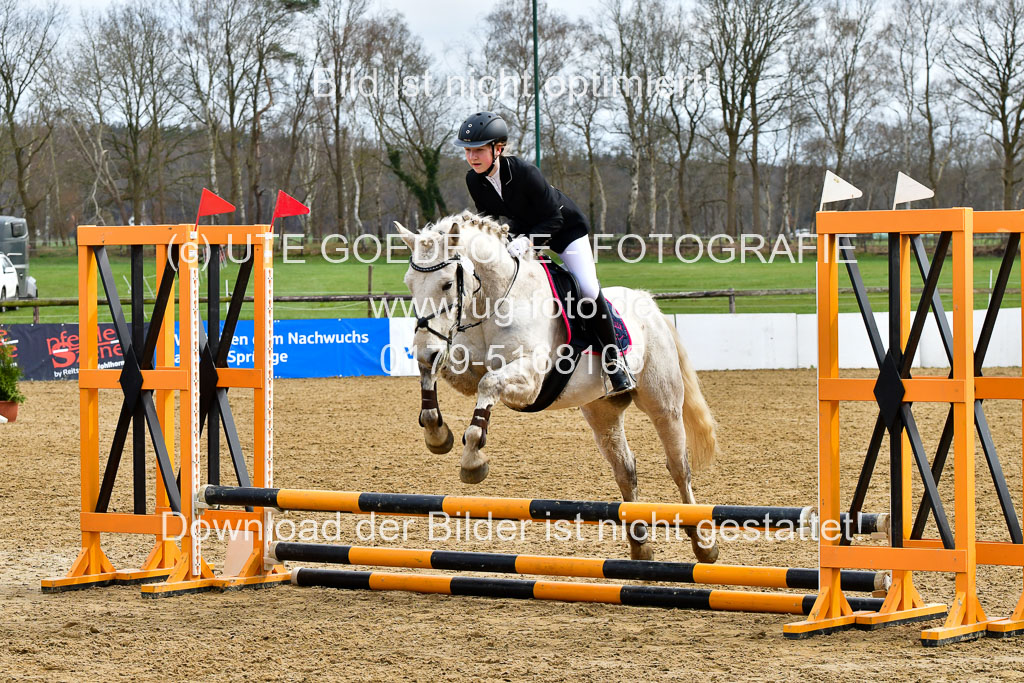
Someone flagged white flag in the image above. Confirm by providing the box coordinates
[819,170,862,210]
[892,171,934,209]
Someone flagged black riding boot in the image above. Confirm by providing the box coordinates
[593,291,635,397]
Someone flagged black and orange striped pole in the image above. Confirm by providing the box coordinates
[291,567,886,615]
[204,486,885,535]
[271,542,888,592]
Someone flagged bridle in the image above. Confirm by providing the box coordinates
[409,251,522,358]
[409,256,480,347]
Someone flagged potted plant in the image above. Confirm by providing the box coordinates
[0,342,24,422]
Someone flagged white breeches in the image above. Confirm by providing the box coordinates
[558,235,601,301]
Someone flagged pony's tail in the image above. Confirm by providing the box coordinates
[667,316,719,474]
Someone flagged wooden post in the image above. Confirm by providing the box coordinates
[367,265,374,318]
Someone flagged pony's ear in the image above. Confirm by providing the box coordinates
[449,222,461,246]
[394,221,417,250]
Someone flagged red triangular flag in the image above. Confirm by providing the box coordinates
[196,188,235,218]
[272,190,310,223]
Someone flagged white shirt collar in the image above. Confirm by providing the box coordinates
[485,157,502,198]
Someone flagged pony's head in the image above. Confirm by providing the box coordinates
[395,212,513,366]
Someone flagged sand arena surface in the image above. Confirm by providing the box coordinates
[4,370,1024,681]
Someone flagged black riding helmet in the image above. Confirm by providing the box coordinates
[453,112,509,148]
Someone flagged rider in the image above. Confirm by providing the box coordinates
[453,111,636,397]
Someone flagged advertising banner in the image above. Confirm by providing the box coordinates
[1,318,392,381]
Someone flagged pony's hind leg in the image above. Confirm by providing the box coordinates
[581,396,652,561]
[636,400,719,564]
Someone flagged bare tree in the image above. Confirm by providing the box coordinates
[658,8,710,235]
[698,0,751,237]
[273,50,317,243]
[361,11,453,223]
[313,0,369,236]
[56,26,126,225]
[277,53,315,194]
[562,21,611,232]
[0,0,64,234]
[778,38,816,235]
[242,1,314,223]
[534,17,590,190]
[84,2,180,225]
[743,0,814,235]
[2,0,1016,244]
[174,0,225,194]
[885,0,958,204]
[475,0,577,161]
[804,0,884,177]
[599,0,671,233]
[178,0,261,221]
[947,0,1024,210]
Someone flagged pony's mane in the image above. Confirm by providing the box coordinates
[423,211,533,260]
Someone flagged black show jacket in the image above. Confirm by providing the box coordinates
[465,155,590,253]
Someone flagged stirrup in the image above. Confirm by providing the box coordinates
[603,357,636,398]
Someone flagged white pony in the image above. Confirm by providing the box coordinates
[395,212,720,562]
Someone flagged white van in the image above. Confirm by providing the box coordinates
[0,253,18,302]
[0,216,34,298]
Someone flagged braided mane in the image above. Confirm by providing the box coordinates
[422,211,534,262]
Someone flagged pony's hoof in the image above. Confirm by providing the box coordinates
[630,543,654,561]
[425,428,454,454]
[695,543,719,564]
[459,462,489,484]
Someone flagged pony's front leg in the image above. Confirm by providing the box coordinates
[419,368,454,455]
[459,357,539,484]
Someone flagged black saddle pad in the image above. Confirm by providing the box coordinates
[536,256,631,355]
[517,257,632,413]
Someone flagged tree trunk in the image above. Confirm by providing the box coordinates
[338,126,349,236]
[726,132,739,237]
[677,157,692,235]
[750,93,762,236]
[586,139,596,227]
[154,125,167,223]
[647,148,657,232]
[206,123,219,191]
[924,100,941,208]
[47,131,61,245]
[250,123,263,223]
[1004,141,1015,210]
[375,155,383,237]
[626,145,640,233]
[348,133,362,232]
[229,134,244,222]
[7,116,37,235]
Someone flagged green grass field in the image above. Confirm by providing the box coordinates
[1,248,1019,324]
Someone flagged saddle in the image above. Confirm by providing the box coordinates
[519,256,632,412]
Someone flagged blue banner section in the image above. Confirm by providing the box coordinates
[4,318,393,381]
[175,318,392,378]
[199,319,390,378]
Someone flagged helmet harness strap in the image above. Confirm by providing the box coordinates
[478,141,499,176]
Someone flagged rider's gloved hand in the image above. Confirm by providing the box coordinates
[507,235,532,258]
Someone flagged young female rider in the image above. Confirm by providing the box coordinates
[453,111,636,397]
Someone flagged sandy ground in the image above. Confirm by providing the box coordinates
[3,370,1024,681]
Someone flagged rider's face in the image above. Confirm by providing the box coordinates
[465,144,502,174]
